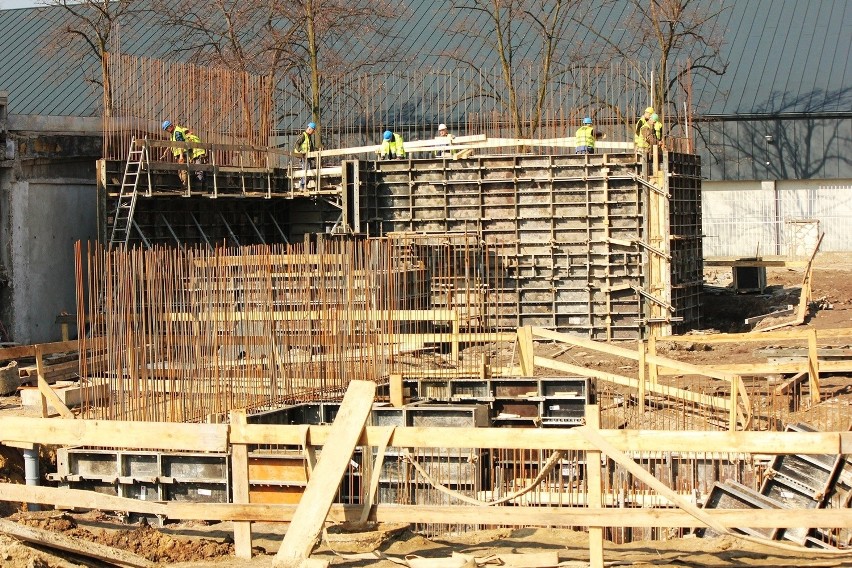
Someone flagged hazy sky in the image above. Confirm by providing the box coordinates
[2,0,40,8]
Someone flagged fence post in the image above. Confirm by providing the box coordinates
[230,409,252,558]
[808,329,821,404]
[586,404,604,568]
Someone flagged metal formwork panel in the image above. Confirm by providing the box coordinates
[363,152,701,339]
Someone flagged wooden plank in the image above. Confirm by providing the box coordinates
[808,328,821,403]
[0,417,228,451]
[0,518,155,568]
[230,423,842,455]
[230,409,252,559]
[35,345,74,419]
[656,360,852,375]
[274,380,376,566]
[517,326,534,376]
[389,374,404,408]
[586,406,603,568]
[3,484,852,529]
[703,258,807,268]
[0,339,79,361]
[662,327,852,343]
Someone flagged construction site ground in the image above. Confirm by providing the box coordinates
[0,252,851,567]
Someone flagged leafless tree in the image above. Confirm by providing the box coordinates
[444,0,580,139]
[153,0,299,137]
[39,0,148,117]
[574,0,730,133]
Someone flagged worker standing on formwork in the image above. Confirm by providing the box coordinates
[378,130,406,159]
[293,121,317,188]
[434,123,456,157]
[574,117,604,154]
[162,120,207,188]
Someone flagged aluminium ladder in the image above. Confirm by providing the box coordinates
[108,138,149,249]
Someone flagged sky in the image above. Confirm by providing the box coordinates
[2,0,41,8]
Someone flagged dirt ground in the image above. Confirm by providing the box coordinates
[1,253,851,566]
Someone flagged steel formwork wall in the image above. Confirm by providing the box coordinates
[362,152,702,338]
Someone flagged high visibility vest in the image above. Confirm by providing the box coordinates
[295,131,315,155]
[575,125,595,149]
[634,118,649,148]
[171,125,205,160]
[380,133,406,158]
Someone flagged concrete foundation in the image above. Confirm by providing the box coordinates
[0,103,99,343]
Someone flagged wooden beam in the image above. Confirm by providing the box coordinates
[230,410,252,559]
[0,518,155,568]
[0,417,228,452]
[661,327,852,343]
[808,328,821,403]
[703,258,807,268]
[517,326,534,376]
[35,345,74,419]
[0,339,79,361]
[3,484,852,529]
[230,423,843,455]
[389,374,404,408]
[274,380,376,566]
[774,371,808,395]
[586,406,603,568]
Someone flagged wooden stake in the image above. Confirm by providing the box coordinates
[518,326,534,376]
[586,405,604,568]
[389,374,404,408]
[230,409,252,558]
[808,329,821,404]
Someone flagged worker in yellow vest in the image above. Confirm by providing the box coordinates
[162,120,207,187]
[634,107,654,150]
[574,117,599,154]
[378,130,406,159]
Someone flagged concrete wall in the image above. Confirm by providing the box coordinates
[1,178,96,343]
[702,178,852,257]
[0,114,101,344]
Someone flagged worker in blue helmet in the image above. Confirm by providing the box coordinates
[575,116,603,154]
[293,121,319,189]
[161,119,207,188]
[377,129,406,160]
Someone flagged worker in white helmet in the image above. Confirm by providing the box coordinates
[434,123,456,157]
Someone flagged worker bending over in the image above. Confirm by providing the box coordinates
[378,130,406,159]
[162,120,206,187]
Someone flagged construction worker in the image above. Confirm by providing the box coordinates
[378,130,406,159]
[634,107,654,150]
[574,117,598,154]
[640,114,660,151]
[434,123,455,157]
[162,120,206,187]
[293,122,317,188]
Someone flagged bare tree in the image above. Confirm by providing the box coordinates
[40,0,147,117]
[153,0,299,137]
[444,0,579,139]
[282,0,399,135]
[574,0,730,133]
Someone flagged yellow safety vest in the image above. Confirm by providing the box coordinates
[575,125,595,149]
[380,133,406,158]
[171,125,205,160]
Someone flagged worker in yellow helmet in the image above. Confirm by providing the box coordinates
[634,107,654,150]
